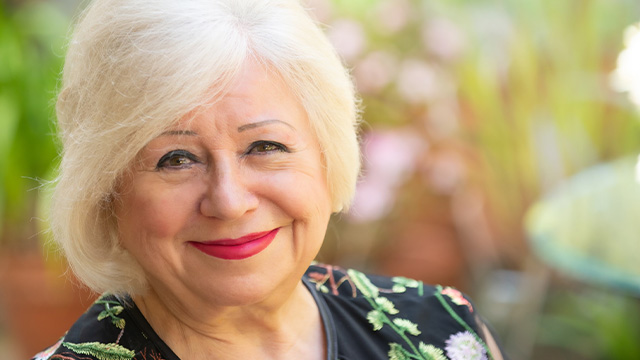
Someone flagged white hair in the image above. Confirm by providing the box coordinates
[52,0,361,295]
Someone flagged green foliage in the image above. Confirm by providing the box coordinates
[418,342,447,360]
[0,2,67,242]
[388,342,411,360]
[96,300,127,329]
[367,309,385,331]
[393,318,421,336]
[538,288,640,359]
[327,0,640,258]
[62,341,135,360]
[352,269,435,359]
[375,296,400,314]
[322,4,640,355]
[348,268,380,298]
[392,276,421,294]
[456,0,640,231]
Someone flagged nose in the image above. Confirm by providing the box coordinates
[199,159,259,220]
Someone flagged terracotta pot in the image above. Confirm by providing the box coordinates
[0,251,97,359]
[375,221,467,290]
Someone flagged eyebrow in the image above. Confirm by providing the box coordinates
[237,119,295,132]
[159,130,198,136]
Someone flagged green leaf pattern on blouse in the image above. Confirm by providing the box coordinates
[419,342,448,360]
[45,294,138,360]
[391,276,422,295]
[61,342,135,360]
[346,268,492,360]
[96,297,126,329]
[38,267,495,360]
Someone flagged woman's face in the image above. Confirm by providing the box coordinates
[115,61,332,308]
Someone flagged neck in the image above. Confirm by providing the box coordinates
[133,280,326,360]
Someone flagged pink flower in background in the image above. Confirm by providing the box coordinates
[354,51,398,94]
[349,179,396,222]
[364,130,424,185]
[375,0,412,34]
[348,130,426,222]
[397,59,438,104]
[422,18,467,61]
[327,19,366,62]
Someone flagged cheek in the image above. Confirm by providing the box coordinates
[262,166,332,221]
[116,181,199,247]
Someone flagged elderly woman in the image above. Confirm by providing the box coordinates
[34,0,505,359]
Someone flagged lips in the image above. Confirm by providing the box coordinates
[189,228,279,260]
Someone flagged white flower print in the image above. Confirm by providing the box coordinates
[445,331,487,360]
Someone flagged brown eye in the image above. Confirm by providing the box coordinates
[247,141,287,155]
[157,150,198,169]
[167,156,191,166]
[255,143,278,152]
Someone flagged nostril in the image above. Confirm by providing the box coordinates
[199,171,258,220]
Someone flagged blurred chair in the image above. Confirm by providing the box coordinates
[511,156,640,359]
[526,156,640,296]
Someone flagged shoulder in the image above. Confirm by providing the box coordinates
[305,263,498,360]
[31,294,168,360]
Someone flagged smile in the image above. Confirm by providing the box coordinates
[189,228,280,260]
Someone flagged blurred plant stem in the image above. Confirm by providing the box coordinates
[538,286,640,359]
[320,0,640,270]
[0,2,68,249]
[453,0,640,264]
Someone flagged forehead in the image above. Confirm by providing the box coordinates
[220,60,299,108]
[227,61,290,98]
[173,60,309,132]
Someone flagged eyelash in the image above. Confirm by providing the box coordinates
[245,141,288,155]
[156,150,199,169]
[156,141,288,169]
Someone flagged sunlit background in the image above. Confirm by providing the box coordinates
[2,0,640,359]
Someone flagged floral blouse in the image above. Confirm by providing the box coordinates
[33,264,503,360]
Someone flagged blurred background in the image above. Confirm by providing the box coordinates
[2,0,640,359]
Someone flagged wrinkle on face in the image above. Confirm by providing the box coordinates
[112,61,333,350]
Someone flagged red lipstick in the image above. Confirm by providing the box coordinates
[189,228,279,260]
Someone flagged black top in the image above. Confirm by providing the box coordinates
[33,264,501,360]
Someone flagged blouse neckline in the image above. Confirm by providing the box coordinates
[118,275,337,360]
[302,276,338,360]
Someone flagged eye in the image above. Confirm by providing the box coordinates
[246,141,288,155]
[156,150,199,169]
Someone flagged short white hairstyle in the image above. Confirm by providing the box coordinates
[52,0,361,295]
